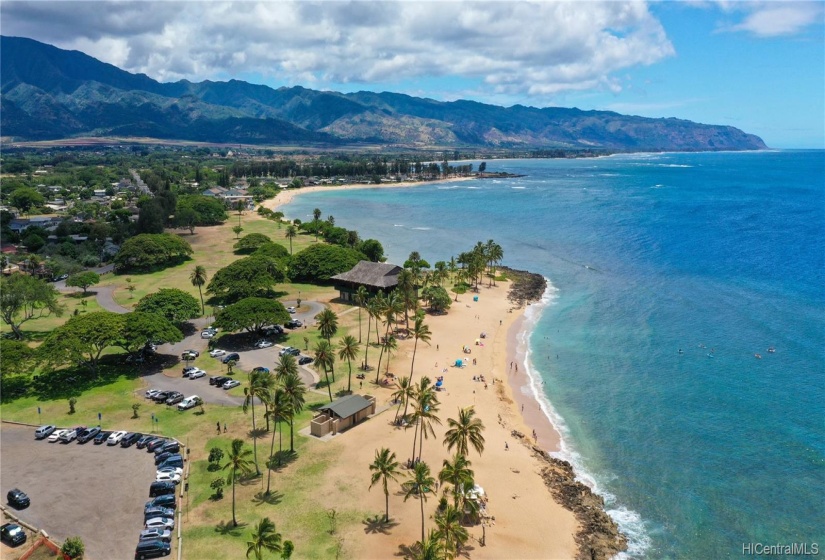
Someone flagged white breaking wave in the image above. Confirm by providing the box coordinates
[519,281,651,559]
[411,227,431,231]
[511,186,526,190]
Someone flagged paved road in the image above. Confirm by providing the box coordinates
[54,264,127,314]
[0,423,160,560]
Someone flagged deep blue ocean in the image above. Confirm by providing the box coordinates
[282,151,825,558]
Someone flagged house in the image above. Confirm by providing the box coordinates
[331,261,403,302]
[92,189,107,198]
[310,394,376,437]
[8,216,62,233]
[203,187,227,198]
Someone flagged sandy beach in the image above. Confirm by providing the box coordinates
[263,182,590,558]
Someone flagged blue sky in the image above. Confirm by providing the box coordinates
[2,1,823,147]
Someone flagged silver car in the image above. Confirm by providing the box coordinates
[144,517,175,531]
[139,527,172,542]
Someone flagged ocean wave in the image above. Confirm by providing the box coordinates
[411,227,431,231]
[393,224,404,227]
[437,186,460,190]
[511,186,526,190]
[520,282,651,559]
[466,186,481,189]
[650,184,665,189]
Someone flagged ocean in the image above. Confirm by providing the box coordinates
[281,151,825,558]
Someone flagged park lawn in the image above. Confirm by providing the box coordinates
[0,292,102,342]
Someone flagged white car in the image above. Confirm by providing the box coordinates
[200,331,214,339]
[188,369,206,380]
[48,429,68,443]
[157,466,184,476]
[145,517,175,531]
[287,306,296,313]
[222,379,240,390]
[254,340,273,349]
[209,349,226,358]
[177,396,200,410]
[107,430,128,445]
[146,389,162,399]
[59,429,78,443]
[156,471,182,484]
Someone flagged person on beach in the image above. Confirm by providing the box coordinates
[505,442,509,451]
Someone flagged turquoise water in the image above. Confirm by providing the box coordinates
[282,151,825,558]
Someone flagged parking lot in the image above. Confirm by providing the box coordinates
[0,423,160,560]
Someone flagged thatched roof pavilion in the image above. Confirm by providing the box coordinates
[331,261,402,301]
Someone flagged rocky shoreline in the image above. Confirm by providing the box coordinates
[501,266,547,307]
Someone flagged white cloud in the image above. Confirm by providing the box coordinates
[728,3,823,37]
[0,0,676,100]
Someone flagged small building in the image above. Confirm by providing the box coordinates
[331,261,403,302]
[311,394,376,437]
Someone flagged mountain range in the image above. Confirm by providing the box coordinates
[0,36,767,151]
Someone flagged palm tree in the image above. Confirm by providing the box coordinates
[412,380,441,463]
[284,225,297,255]
[443,406,486,458]
[396,269,416,330]
[487,241,503,286]
[256,370,277,431]
[337,335,360,393]
[222,439,254,527]
[264,388,290,495]
[407,315,432,390]
[313,340,335,402]
[409,530,446,560]
[315,308,339,342]
[382,334,398,377]
[190,265,207,315]
[279,371,306,452]
[364,295,383,371]
[243,370,264,475]
[354,285,369,343]
[438,454,475,509]
[375,292,403,383]
[368,447,401,522]
[402,461,437,542]
[274,354,298,382]
[392,376,414,425]
[246,517,283,560]
[447,257,457,284]
[435,505,469,559]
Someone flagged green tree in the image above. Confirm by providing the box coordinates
[375,292,403,383]
[421,286,451,313]
[213,298,290,334]
[243,370,266,476]
[337,335,360,393]
[407,315,432,390]
[396,269,417,329]
[443,406,486,458]
[207,256,286,302]
[113,233,193,272]
[190,265,208,315]
[177,195,228,225]
[281,541,294,560]
[246,517,283,560]
[289,244,366,283]
[65,271,101,295]
[315,308,339,342]
[358,239,385,262]
[223,439,254,527]
[435,504,469,559]
[392,376,415,425]
[438,453,475,510]
[136,288,200,324]
[409,530,446,560]
[38,311,123,377]
[354,285,369,343]
[61,536,85,559]
[9,187,45,215]
[402,461,437,542]
[279,370,306,452]
[117,311,183,355]
[369,447,401,522]
[284,225,297,255]
[410,377,441,463]
[252,242,290,261]
[210,477,225,499]
[235,233,271,254]
[263,387,290,494]
[232,225,244,239]
[0,274,64,339]
[175,206,199,234]
[312,340,336,402]
[0,339,35,376]
[136,199,166,234]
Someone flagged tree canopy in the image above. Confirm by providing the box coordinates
[212,297,290,334]
[234,233,272,254]
[289,244,366,282]
[0,274,65,339]
[177,195,228,225]
[422,286,452,313]
[117,311,183,355]
[38,311,124,376]
[136,288,201,324]
[65,271,100,294]
[0,339,36,377]
[9,188,45,214]
[207,256,286,302]
[113,233,193,272]
[358,239,385,262]
[252,242,290,261]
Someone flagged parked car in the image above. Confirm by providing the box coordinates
[188,369,206,380]
[137,435,159,449]
[221,353,240,364]
[52,273,69,282]
[262,325,284,336]
[77,426,101,444]
[181,349,199,359]
[155,451,174,466]
[94,431,112,444]
[48,429,67,443]
[254,339,274,349]
[287,306,296,313]
[285,319,303,329]
[155,441,180,456]
[121,432,142,447]
[252,367,270,374]
[158,455,184,470]
[156,466,183,477]
[7,489,30,509]
[279,347,300,357]
[144,517,175,531]
[144,506,175,521]
[182,366,198,376]
[222,379,241,390]
[177,396,200,411]
[164,392,184,405]
[151,391,171,402]
[144,494,177,511]
[147,438,169,453]
[145,389,163,399]
[139,527,172,542]
[0,523,26,546]
[135,538,171,559]
[200,331,215,339]
[155,472,181,484]
[34,425,56,439]
[209,375,231,386]
[298,355,313,365]
[107,430,128,445]
[148,481,176,497]
[59,428,80,443]
[208,349,226,358]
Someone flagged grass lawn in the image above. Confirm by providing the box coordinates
[0,291,102,342]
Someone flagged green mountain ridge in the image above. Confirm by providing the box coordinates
[0,36,767,150]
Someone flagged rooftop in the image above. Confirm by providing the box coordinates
[331,261,402,289]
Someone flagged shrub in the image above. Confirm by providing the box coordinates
[210,477,225,499]
[61,536,85,559]
[68,397,77,414]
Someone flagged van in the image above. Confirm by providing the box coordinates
[135,538,171,559]
[158,455,183,470]
[34,425,56,439]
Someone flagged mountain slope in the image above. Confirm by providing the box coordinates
[0,36,767,150]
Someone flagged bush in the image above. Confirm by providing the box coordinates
[210,477,225,499]
[68,397,77,414]
[208,447,224,470]
[61,536,85,559]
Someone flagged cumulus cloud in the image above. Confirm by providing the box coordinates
[728,2,823,37]
[1,0,675,99]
